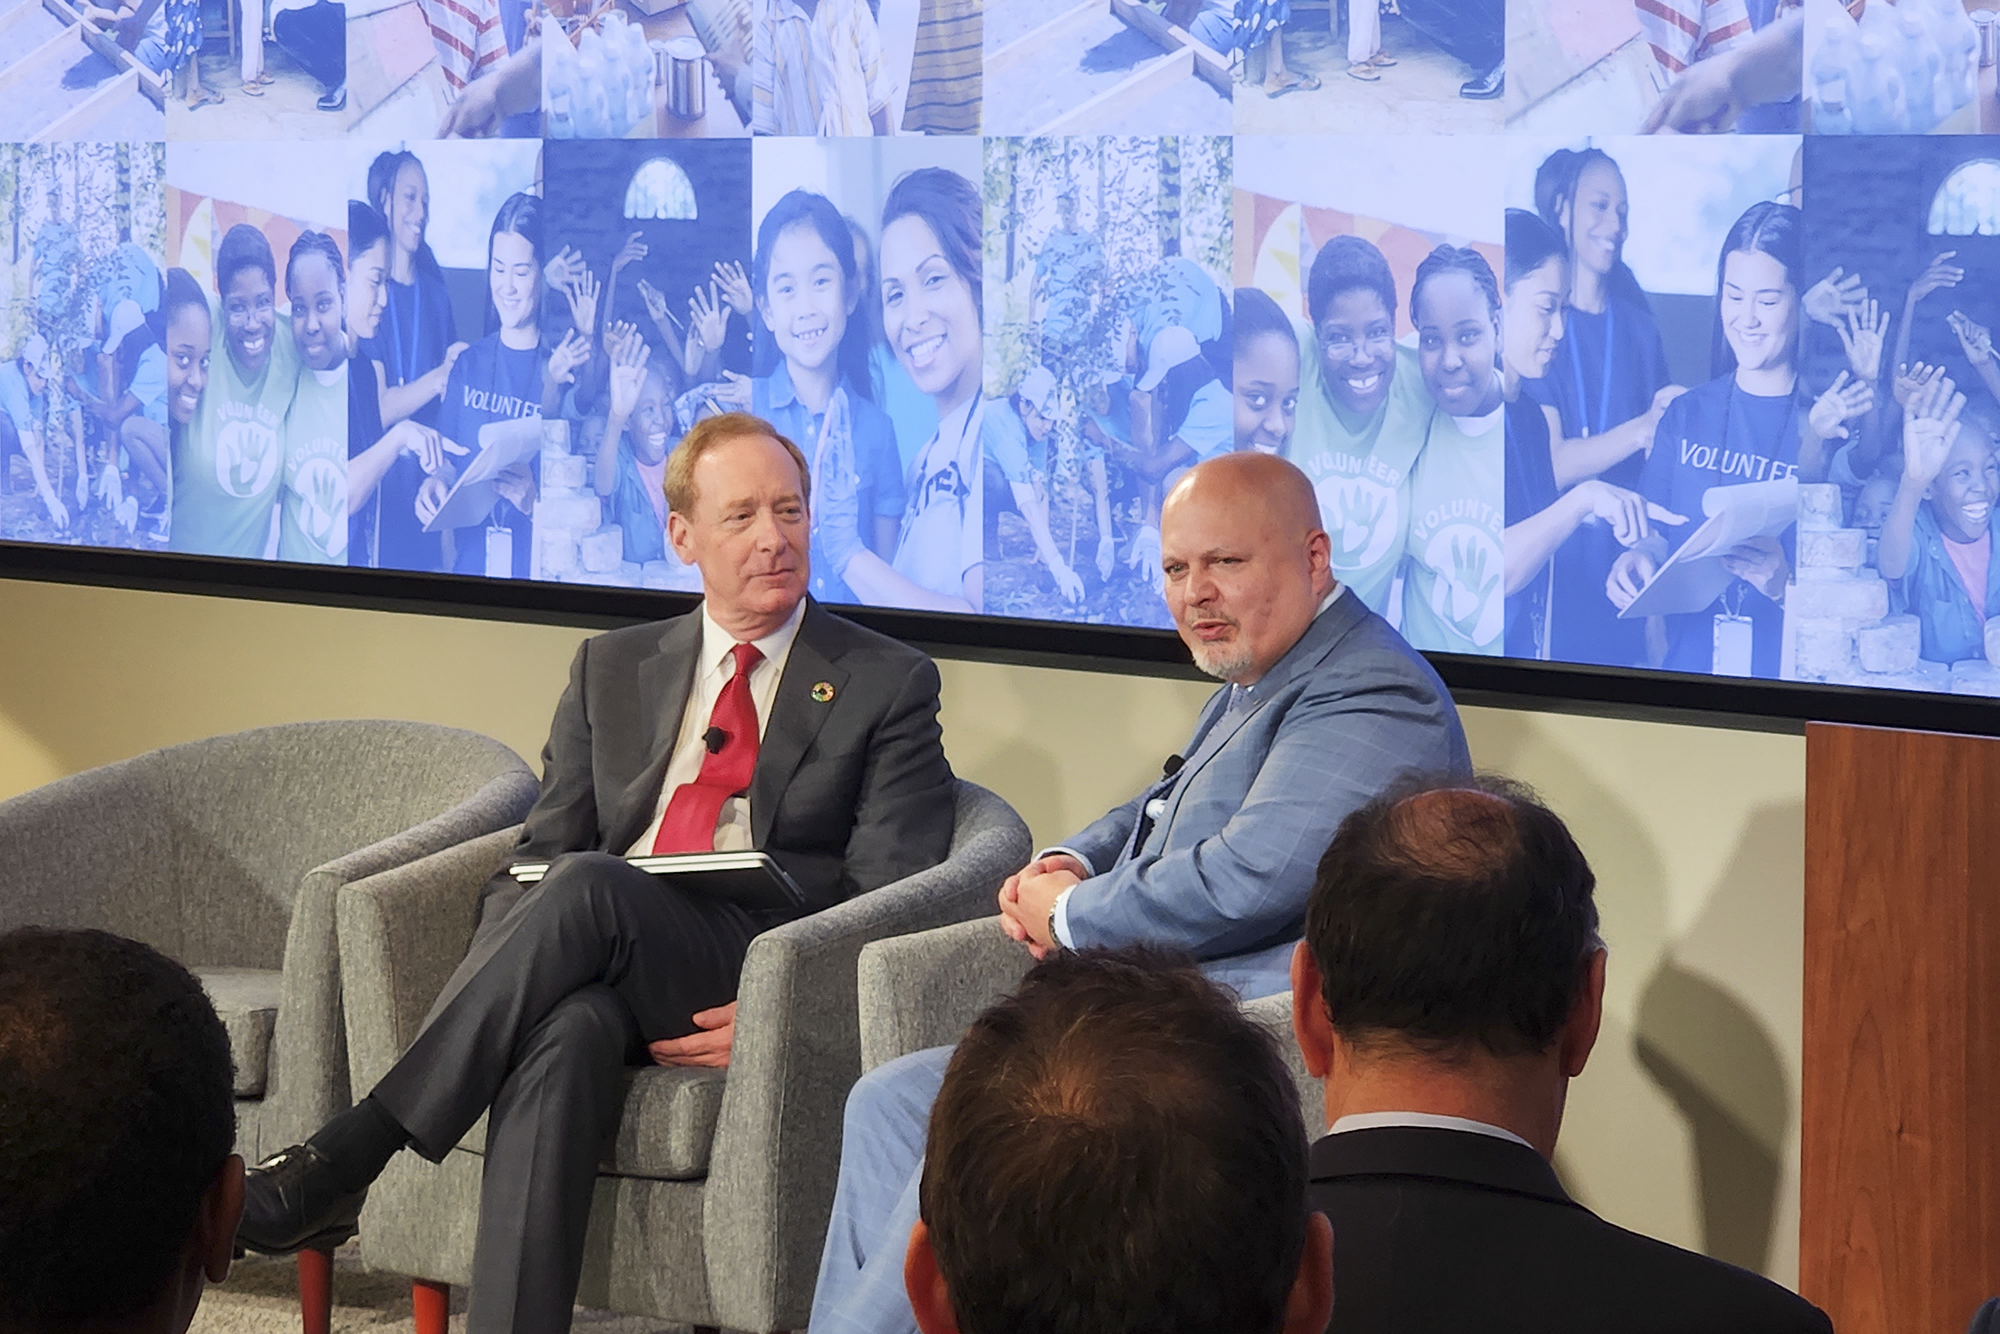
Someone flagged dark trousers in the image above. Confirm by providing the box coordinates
[271,0,345,89]
[1396,0,1503,71]
[370,852,762,1334]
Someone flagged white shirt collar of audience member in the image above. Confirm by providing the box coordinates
[1328,1111,1534,1151]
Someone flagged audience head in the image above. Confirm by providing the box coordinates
[0,928,242,1334]
[1292,774,1605,1155]
[664,412,812,636]
[1159,452,1332,685]
[908,947,1332,1334]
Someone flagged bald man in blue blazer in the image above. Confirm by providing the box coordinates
[810,451,1472,1334]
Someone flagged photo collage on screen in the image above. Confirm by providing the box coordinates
[7,0,2000,698]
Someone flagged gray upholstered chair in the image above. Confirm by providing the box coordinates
[0,721,539,1330]
[855,916,1321,1121]
[336,778,1031,1334]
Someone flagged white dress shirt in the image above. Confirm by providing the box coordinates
[1043,584,1349,948]
[626,599,806,855]
[1327,1110,1535,1151]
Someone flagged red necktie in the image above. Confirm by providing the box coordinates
[652,642,764,854]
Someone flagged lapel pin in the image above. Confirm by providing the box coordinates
[811,681,836,703]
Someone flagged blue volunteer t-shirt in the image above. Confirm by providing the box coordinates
[436,334,544,579]
[1639,374,1801,678]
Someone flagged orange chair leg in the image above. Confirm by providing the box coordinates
[297,1247,334,1334]
[412,1279,450,1334]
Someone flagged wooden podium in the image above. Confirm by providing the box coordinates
[1801,723,2000,1332]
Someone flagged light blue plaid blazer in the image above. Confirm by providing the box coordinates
[1057,589,1471,1001]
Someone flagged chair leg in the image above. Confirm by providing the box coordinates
[297,1247,334,1334]
[412,1279,450,1334]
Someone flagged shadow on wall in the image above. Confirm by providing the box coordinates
[1635,965,1787,1274]
[1632,800,1804,1276]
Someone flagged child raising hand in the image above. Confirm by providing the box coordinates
[1880,372,2000,664]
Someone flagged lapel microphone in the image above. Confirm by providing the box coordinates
[704,727,727,754]
[1161,753,1184,780]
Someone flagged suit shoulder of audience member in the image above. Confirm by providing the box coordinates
[1564,1209,1834,1332]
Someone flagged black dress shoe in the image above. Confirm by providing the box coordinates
[1460,60,1504,99]
[236,1145,366,1255]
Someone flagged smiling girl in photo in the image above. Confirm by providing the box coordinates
[1397,244,1507,655]
[748,188,904,606]
[1283,234,1432,615]
[277,231,349,565]
[172,223,300,559]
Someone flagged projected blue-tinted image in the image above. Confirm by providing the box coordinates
[10,0,2000,706]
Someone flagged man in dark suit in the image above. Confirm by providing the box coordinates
[1289,774,1832,1333]
[235,412,957,1334]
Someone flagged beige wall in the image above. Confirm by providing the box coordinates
[0,576,1807,1288]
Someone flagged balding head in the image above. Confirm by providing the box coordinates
[1302,773,1600,1061]
[1158,453,1334,685]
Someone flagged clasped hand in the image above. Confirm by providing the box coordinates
[997,855,1086,960]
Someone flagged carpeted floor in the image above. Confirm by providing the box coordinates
[189,1246,696,1334]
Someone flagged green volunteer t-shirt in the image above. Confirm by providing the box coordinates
[279,362,348,565]
[172,304,300,559]
[1283,326,1430,614]
[1398,402,1506,655]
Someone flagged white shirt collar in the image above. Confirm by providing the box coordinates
[1328,1110,1535,1151]
[1317,583,1346,616]
[698,597,806,678]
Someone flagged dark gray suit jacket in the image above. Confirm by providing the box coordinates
[1309,1126,1833,1333]
[508,598,957,917]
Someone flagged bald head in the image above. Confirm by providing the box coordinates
[1164,452,1322,543]
[1158,452,1334,685]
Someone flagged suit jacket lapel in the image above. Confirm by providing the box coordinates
[750,603,847,847]
[608,612,704,853]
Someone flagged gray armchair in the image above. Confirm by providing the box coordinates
[856,917,1321,1122]
[336,778,1031,1334]
[0,720,539,1161]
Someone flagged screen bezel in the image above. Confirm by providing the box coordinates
[5,538,1996,739]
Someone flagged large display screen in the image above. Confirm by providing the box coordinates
[5,0,2000,729]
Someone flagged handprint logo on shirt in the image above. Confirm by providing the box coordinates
[1314,474,1399,573]
[214,420,279,499]
[1422,523,1504,648]
[295,456,348,558]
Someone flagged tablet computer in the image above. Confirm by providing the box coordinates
[507,850,806,914]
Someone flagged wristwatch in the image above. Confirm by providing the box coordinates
[1046,906,1062,953]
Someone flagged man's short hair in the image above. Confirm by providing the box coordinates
[920,948,1310,1334]
[0,928,234,1330]
[1304,773,1600,1059]
[663,411,811,517]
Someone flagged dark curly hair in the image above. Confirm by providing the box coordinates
[0,928,235,1330]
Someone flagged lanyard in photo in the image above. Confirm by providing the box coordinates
[1566,299,1615,438]
[386,281,423,389]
